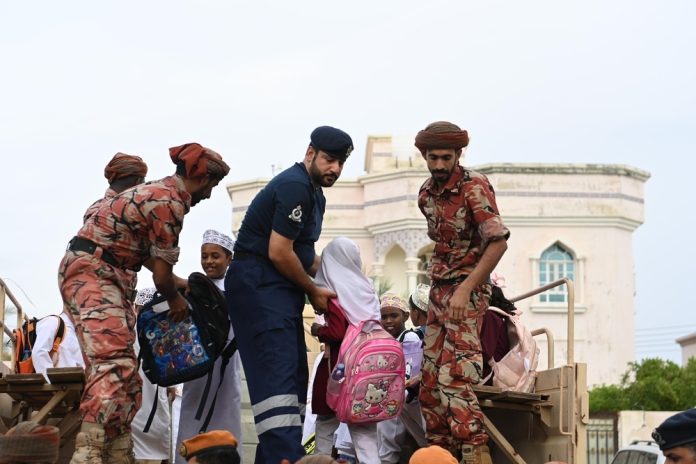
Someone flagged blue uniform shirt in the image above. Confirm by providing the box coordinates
[234,162,325,270]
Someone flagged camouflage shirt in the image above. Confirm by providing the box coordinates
[82,187,117,223]
[418,165,509,282]
[78,175,191,270]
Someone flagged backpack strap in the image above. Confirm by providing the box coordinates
[142,386,159,433]
[48,316,66,366]
[198,339,238,433]
[398,327,425,343]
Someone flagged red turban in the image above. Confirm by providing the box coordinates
[104,152,148,184]
[0,421,60,462]
[414,121,469,155]
[169,143,230,180]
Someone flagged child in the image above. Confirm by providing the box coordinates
[175,230,243,464]
[378,293,427,463]
[408,283,430,329]
[311,237,381,464]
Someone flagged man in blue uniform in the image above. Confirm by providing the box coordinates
[225,126,353,464]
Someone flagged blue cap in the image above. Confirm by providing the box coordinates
[310,126,354,160]
[652,408,696,450]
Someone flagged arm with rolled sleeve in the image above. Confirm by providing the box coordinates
[450,176,510,319]
[31,317,61,379]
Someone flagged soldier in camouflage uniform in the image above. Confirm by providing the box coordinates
[415,121,510,464]
[58,143,229,464]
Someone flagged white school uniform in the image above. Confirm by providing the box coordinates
[32,313,85,381]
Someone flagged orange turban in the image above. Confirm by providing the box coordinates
[103,152,148,184]
[414,121,469,155]
[409,445,458,464]
[169,143,230,180]
[179,430,238,459]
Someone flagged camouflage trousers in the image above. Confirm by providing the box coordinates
[58,250,141,439]
[419,280,492,450]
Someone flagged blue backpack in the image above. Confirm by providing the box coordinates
[137,272,236,432]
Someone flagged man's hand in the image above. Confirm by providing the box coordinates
[174,275,189,292]
[309,286,336,315]
[448,283,473,323]
[167,293,189,323]
[310,322,323,337]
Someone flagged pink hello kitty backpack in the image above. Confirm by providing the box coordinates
[326,306,406,425]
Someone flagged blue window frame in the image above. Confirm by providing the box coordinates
[539,244,574,303]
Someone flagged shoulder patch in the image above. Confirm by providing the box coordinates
[289,204,303,222]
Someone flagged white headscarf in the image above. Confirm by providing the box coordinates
[202,229,235,254]
[314,237,381,326]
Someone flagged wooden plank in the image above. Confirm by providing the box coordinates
[479,399,550,413]
[57,410,82,441]
[47,367,85,385]
[0,383,84,394]
[4,373,47,385]
[33,390,69,424]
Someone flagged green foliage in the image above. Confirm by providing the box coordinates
[373,277,393,297]
[589,357,696,413]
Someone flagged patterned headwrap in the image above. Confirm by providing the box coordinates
[169,143,230,180]
[414,121,469,155]
[202,229,235,254]
[0,421,60,463]
[409,283,431,313]
[103,152,148,184]
[380,292,409,315]
[135,287,157,306]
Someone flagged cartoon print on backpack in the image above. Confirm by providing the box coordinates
[364,383,388,417]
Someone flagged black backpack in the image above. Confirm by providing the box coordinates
[137,272,237,432]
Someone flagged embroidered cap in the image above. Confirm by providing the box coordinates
[202,229,235,254]
[652,408,696,450]
[380,292,409,314]
[409,283,430,313]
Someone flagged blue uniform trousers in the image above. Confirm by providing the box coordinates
[226,257,308,464]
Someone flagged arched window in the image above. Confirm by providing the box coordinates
[539,243,575,303]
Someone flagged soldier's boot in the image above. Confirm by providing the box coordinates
[460,444,493,464]
[103,433,135,464]
[70,423,106,464]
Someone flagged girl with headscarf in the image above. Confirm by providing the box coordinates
[174,230,243,464]
[309,236,381,464]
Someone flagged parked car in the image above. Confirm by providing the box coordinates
[611,440,665,464]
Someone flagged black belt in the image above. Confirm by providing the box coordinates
[233,251,269,262]
[67,236,138,272]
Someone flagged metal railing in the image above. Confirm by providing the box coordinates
[510,277,575,366]
[0,278,29,367]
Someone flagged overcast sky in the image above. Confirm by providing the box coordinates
[1,1,694,365]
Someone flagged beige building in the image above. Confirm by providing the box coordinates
[227,135,650,387]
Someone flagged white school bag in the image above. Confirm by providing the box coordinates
[485,306,539,393]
